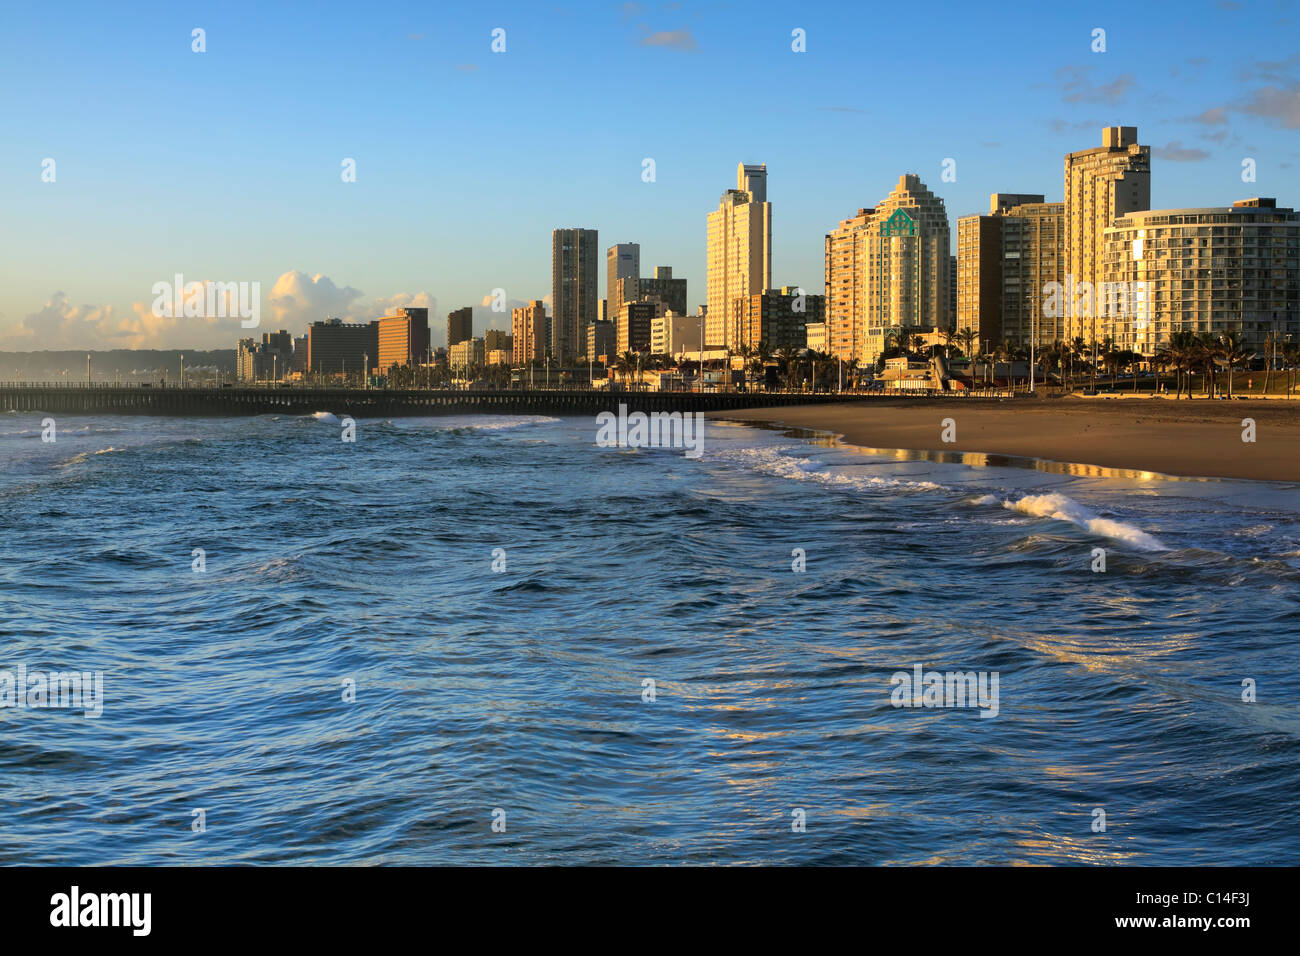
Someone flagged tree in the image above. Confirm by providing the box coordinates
[1218,329,1250,399]
[957,327,977,359]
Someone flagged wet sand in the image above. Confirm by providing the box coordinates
[711,396,1300,482]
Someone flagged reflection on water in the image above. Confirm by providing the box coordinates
[719,419,1219,482]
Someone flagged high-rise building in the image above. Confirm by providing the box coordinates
[825,175,952,366]
[824,207,874,361]
[484,328,511,353]
[447,307,473,348]
[552,228,599,361]
[1064,126,1151,344]
[376,307,430,372]
[734,286,825,353]
[606,243,640,327]
[1102,198,1300,356]
[511,300,547,366]
[856,175,953,365]
[307,318,378,375]
[706,162,772,348]
[957,194,1064,354]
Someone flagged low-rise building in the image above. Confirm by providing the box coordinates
[651,310,703,356]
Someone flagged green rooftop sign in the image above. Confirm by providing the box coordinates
[879,208,917,236]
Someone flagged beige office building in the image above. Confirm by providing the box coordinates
[1064,126,1151,344]
[511,300,546,366]
[706,163,772,349]
[1102,198,1300,355]
[650,311,702,356]
[956,194,1064,353]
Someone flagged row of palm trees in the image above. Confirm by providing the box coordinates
[890,326,1300,397]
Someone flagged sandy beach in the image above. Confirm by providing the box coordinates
[712,396,1300,482]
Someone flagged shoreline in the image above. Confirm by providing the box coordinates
[708,397,1300,483]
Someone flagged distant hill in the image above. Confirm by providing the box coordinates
[0,349,236,382]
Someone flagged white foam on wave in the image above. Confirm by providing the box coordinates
[716,444,946,494]
[1003,492,1167,551]
[312,411,340,424]
[449,415,562,432]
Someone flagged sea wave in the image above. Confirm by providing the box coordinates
[1003,492,1167,551]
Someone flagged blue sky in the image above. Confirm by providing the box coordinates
[2,0,1298,350]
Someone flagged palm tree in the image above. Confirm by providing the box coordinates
[775,346,799,390]
[957,327,977,359]
[1194,332,1222,399]
[614,351,635,389]
[939,327,957,359]
[1219,330,1250,398]
[1285,343,1300,400]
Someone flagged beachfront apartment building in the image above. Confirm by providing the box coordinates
[824,175,951,366]
[1064,126,1151,345]
[956,194,1065,354]
[1102,198,1300,356]
[706,163,771,349]
[824,207,874,362]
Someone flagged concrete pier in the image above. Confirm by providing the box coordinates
[0,385,872,417]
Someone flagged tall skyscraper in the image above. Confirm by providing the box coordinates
[606,243,640,327]
[447,307,473,348]
[552,228,599,361]
[956,194,1064,354]
[1064,126,1150,344]
[706,162,772,348]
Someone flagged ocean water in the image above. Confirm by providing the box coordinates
[1,410,1298,865]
